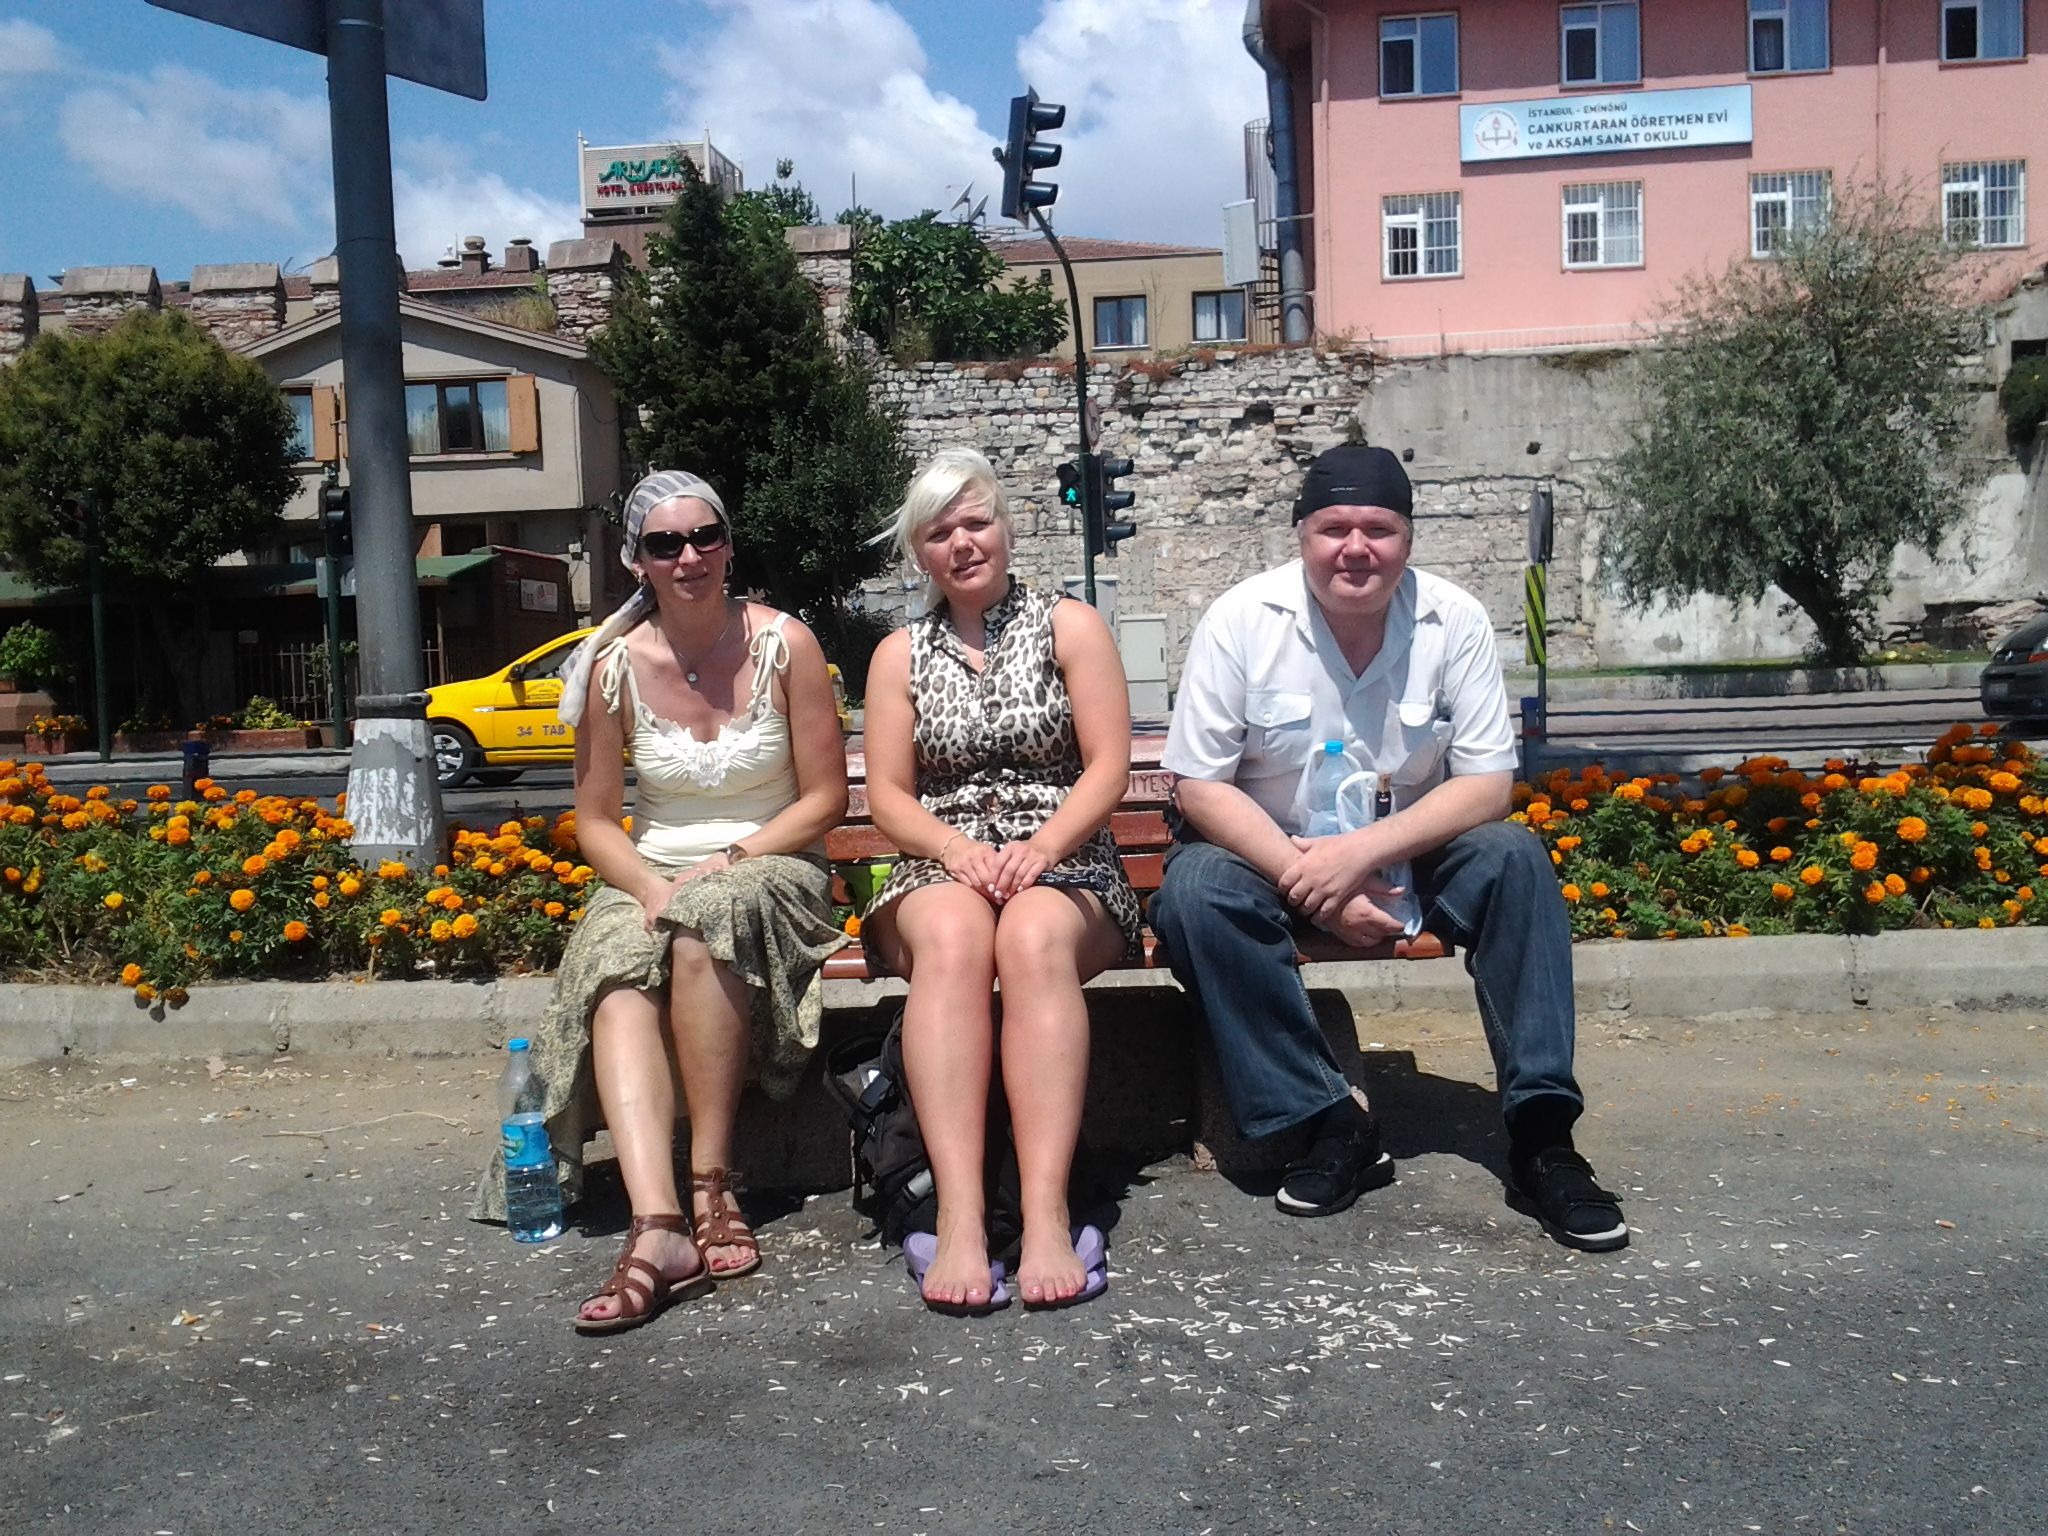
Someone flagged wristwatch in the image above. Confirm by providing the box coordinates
[723,842,751,864]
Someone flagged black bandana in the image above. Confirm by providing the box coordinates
[1291,445,1412,523]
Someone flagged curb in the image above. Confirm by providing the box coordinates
[6,928,2048,1067]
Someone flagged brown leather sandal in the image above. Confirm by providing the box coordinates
[572,1213,713,1336]
[688,1167,762,1278]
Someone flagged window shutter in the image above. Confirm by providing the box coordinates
[506,373,540,453]
[310,385,338,463]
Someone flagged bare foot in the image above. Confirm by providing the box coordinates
[1016,1223,1088,1306]
[577,1218,703,1324]
[921,1222,994,1309]
[689,1177,758,1275]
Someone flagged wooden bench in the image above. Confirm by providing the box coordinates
[822,762,1448,982]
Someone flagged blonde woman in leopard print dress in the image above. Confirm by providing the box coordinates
[862,448,1138,1314]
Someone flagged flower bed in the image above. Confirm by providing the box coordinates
[1525,723,2045,938]
[0,763,591,1006]
[0,722,2040,1008]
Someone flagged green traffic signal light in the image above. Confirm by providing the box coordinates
[1056,459,1083,509]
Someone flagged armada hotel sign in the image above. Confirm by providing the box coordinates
[1460,84,1752,164]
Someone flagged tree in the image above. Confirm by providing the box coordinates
[590,157,908,670]
[0,309,297,718]
[847,211,1068,363]
[1598,186,1989,665]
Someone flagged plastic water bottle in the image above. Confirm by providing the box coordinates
[500,1038,564,1243]
[1305,740,1358,837]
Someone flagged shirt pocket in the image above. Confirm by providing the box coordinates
[1384,696,1455,788]
[1245,688,1315,765]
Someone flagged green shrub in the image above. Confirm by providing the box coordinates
[2000,356,2048,450]
[0,622,70,691]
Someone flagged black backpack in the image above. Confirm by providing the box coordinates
[827,1005,1022,1252]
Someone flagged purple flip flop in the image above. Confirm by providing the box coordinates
[903,1231,1010,1316]
[1021,1224,1109,1311]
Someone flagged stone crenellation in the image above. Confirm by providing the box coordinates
[0,274,36,363]
[544,238,628,344]
[58,266,161,336]
[188,263,286,350]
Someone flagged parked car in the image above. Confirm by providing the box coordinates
[426,627,854,789]
[1979,614,2048,724]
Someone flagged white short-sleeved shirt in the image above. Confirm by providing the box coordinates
[1163,560,1519,835]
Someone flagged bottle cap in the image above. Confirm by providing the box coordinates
[1322,739,1343,755]
[507,1037,530,1052]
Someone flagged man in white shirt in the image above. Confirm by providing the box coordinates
[1150,445,1626,1250]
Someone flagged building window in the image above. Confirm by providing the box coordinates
[405,378,511,455]
[1941,0,2023,61]
[1192,290,1248,342]
[1750,170,1831,257]
[1943,160,2027,248]
[284,390,314,460]
[1093,295,1148,349]
[1561,3,1640,86]
[1382,192,1463,279]
[1380,13,1459,97]
[1562,180,1643,268]
[1750,0,1829,72]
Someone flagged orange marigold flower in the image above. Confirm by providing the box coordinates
[313,891,331,909]
[1735,849,1761,869]
[312,875,329,890]
[1614,782,1645,802]
[102,892,124,911]
[429,919,453,943]
[228,888,256,913]
[1549,849,1562,866]
[146,784,171,801]
[1980,721,2002,736]
[135,983,156,1002]
[543,900,566,918]
[1589,881,1610,898]
[1771,881,1795,901]
[1912,866,1932,883]
[193,870,212,886]
[1849,842,1878,872]
[1971,821,1989,839]
[1884,873,1907,896]
[377,860,408,880]
[1561,883,1582,902]
[379,907,403,927]
[451,912,479,939]
[1979,915,1998,929]
[1800,865,1826,887]
[1769,846,1792,863]
[228,930,244,944]
[242,855,267,877]
[1864,881,1887,904]
[120,962,143,986]
[1821,773,1847,792]
[283,920,310,942]
[1726,923,1751,937]
[338,876,362,897]
[1976,846,1994,872]
[1897,816,1929,842]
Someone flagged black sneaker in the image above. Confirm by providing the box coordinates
[1275,1103,1396,1217]
[1508,1143,1629,1252]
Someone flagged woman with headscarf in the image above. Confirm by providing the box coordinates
[471,470,850,1335]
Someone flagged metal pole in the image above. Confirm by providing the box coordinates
[87,498,109,764]
[322,540,351,750]
[1027,205,1097,608]
[325,0,442,863]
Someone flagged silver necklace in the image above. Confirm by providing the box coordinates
[667,602,736,686]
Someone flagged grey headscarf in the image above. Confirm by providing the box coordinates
[556,469,730,727]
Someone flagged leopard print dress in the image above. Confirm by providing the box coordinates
[862,577,1140,958]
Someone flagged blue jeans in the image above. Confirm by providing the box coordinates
[1148,823,1583,1140]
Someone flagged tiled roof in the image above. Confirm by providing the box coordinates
[995,236,1220,264]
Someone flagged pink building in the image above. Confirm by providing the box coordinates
[1256,0,2047,354]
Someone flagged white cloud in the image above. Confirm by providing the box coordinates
[392,139,584,270]
[1014,0,1267,246]
[55,65,331,234]
[658,0,1265,245]
[658,0,993,221]
[0,18,64,79]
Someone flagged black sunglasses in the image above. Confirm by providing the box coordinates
[641,524,728,559]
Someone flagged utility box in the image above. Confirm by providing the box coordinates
[1119,612,1170,720]
[1061,573,1118,629]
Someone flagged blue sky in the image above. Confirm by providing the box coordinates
[0,0,1265,283]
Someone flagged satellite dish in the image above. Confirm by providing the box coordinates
[967,195,988,225]
[949,181,975,212]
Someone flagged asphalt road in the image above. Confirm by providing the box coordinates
[4,1006,2042,1533]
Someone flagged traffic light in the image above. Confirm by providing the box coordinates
[321,478,352,557]
[1085,454,1137,558]
[1056,459,1083,519]
[59,493,100,548]
[998,88,1065,223]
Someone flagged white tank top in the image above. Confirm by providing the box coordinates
[594,613,818,869]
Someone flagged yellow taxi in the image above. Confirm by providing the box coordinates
[426,627,853,789]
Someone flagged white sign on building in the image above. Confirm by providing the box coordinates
[578,137,743,219]
[1460,84,1752,164]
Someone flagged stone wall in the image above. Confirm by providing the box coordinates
[788,224,855,348]
[0,274,36,363]
[858,327,2048,679]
